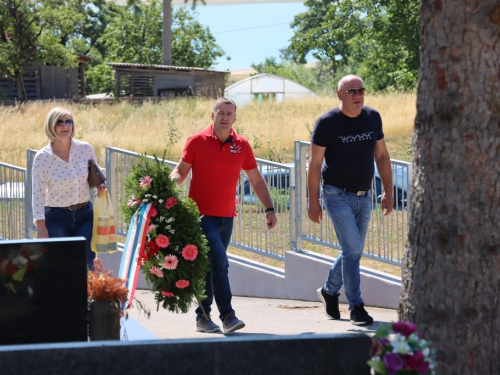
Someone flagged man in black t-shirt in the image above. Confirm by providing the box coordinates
[308,75,394,325]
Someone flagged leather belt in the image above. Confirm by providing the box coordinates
[58,201,90,211]
[344,189,368,196]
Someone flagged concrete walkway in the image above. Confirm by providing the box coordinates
[125,290,399,340]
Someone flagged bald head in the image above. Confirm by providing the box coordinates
[338,75,363,91]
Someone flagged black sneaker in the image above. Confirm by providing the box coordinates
[317,287,340,319]
[350,303,374,325]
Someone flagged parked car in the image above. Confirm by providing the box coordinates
[373,164,409,210]
[236,164,292,209]
[237,162,409,211]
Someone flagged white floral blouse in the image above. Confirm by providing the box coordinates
[32,139,101,223]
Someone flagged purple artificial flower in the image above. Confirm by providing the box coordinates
[383,353,404,375]
[392,321,418,337]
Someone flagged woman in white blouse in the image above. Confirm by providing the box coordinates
[32,107,105,269]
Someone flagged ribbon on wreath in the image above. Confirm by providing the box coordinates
[118,202,154,309]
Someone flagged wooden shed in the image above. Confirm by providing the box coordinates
[107,63,229,98]
[0,54,91,101]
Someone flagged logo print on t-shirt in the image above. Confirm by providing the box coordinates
[230,144,242,154]
[338,132,374,143]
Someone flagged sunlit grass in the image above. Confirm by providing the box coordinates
[0,93,415,167]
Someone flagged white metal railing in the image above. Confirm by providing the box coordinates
[293,141,411,265]
[0,162,26,240]
[106,147,290,259]
[2,144,410,265]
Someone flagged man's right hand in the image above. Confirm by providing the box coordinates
[308,200,323,224]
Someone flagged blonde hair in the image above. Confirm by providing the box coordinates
[44,107,75,141]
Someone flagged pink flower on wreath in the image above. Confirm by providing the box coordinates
[182,245,198,261]
[165,197,178,209]
[147,224,156,233]
[140,176,153,189]
[175,279,190,289]
[161,291,174,298]
[149,266,164,278]
[163,255,178,270]
[156,234,170,248]
[127,194,139,207]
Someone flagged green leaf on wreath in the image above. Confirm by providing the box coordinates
[373,323,391,338]
[367,360,387,374]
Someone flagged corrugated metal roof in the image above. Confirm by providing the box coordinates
[106,62,229,74]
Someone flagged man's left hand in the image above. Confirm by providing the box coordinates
[266,211,278,230]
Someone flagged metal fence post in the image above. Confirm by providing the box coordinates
[292,141,303,252]
[25,149,36,239]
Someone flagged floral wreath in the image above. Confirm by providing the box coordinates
[0,245,44,295]
[368,321,436,375]
[120,155,210,313]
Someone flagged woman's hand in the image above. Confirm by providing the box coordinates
[36,220,49,238]
[96,184,107,197]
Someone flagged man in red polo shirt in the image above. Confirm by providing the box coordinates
[171,97,278,334]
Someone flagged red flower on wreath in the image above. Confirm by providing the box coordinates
[4,263,18,276]
[149,205,158,218]
[182,245,198,261]
[156,234,170,248]
[161,291,174,298]
[175,279,190,289]
[144,240,160,261]
[165,197,178,209]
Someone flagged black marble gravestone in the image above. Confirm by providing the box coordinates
[0,237,88,345]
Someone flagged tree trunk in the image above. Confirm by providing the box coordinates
[14,72,27,103]
[162,0,172,65]
[399,1,500,374]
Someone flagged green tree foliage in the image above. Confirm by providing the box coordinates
[86,1,225,94]
[0,0,83,102]
[284,0,420,92]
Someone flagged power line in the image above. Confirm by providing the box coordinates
[212,15,324,34]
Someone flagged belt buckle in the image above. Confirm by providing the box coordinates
[356,191,366,196]
[69,204,77,211]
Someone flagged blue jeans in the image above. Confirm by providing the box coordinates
[322,185,371,310]
[196,215,234,321]
[44,202,95,269]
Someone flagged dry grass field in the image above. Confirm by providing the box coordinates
[0,93,416,168]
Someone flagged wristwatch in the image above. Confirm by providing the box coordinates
[265,207,275,213]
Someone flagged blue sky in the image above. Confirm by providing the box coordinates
[174,2,308,71]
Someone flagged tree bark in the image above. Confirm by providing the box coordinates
[14,72,27,103]
[399,1,500,374]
